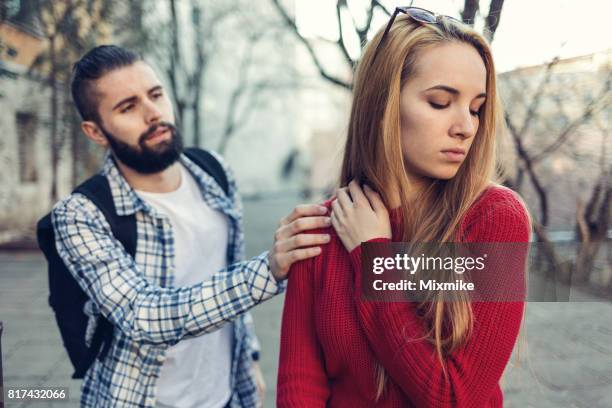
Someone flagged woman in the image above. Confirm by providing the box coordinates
[277,7,531,407]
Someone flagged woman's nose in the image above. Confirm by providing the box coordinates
[451,110,477,139]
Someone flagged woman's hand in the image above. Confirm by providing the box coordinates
[331,180,391,252]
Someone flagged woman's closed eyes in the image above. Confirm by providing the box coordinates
[428,101,481,116]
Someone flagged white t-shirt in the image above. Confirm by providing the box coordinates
[136,164,233,408]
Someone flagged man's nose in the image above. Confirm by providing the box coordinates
[143,99,162,124]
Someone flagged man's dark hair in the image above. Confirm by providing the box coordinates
[71,45,141,121]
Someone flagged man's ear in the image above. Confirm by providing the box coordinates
[81,121,109,147]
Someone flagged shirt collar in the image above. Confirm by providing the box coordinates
[101,150,234,217]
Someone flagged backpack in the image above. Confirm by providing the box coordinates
[36,148,229,379]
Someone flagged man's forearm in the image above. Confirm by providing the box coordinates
[53,195,283,345]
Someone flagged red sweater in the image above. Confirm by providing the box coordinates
[277,185,531,407]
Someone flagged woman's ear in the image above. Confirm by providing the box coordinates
[81,121,109,147]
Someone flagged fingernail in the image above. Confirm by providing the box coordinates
[324,235,331,242]
[319,206,327,214]
[324,217,331,225]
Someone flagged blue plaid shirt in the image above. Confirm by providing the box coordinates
[52,151,285,407]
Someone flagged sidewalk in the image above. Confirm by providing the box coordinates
[1,196,611,407]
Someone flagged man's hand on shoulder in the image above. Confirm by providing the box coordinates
[269,204,331,281]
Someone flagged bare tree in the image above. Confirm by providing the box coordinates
[460,0,505,42]
[501,58,611,284]
[573,110,611,284]
[26,0,118,197]
[216,25,299,154]
[270,0,507,90]
[217,29,266,154]
[151,0,298,153]
[503,61,610,225]
[163,0,233,146]
[30,0,83,202]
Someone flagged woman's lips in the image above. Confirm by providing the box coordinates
[440,149,466,162]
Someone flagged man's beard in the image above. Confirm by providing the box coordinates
[100,121,184,174]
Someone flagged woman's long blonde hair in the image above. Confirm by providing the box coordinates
[339,15,505,397]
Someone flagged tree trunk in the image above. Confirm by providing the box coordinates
[49,33,59,203]
[191,2,205,147]
[70,110,80,188]
[193,91,202,147]
[168,0,185,132]
[461,0,479,25]
[574,180,611,283]
[484,0,505,42]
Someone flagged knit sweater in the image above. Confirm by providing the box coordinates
[277,185,531,407]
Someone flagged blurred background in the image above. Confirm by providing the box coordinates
[0,0,610,406]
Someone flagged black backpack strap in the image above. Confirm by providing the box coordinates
[184,148,229,196]
[75,175,137,257]
[74,174,137,362]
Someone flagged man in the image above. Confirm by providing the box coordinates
[52,45,331,407]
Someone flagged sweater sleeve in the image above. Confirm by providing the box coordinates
[277,256,330,407]
[349,192,531,407]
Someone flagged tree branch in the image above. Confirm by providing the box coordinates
[484,0,504,42]
[270,0,351,89]
[516,57,559,138]
[335,0,355,67]
[505,112,550,226]
[357,0,376,45]
[167,0,185,123]
[531,75,611,161]
[372,0,392,16]
[461,0,479,25]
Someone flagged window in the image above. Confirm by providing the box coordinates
[16,112,38,183]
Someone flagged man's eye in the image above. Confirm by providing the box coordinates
[152,92,163,99]
[429,102,449,110]
[120,104,134,113]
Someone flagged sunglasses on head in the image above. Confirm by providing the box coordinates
[373,7,462,62]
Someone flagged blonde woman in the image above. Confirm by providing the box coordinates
[277,7,531,407]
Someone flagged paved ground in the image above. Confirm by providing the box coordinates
[1,195,611,407]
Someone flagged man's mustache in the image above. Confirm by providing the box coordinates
[139,121,177,144]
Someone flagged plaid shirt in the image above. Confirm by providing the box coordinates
[52,151,285,407]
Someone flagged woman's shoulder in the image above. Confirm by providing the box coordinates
[460,184,532,242]
[471,184,528,213]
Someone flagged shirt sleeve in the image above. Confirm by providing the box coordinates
[277,256,330,407]
[52,193,284,346]
[348,195,531,407]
